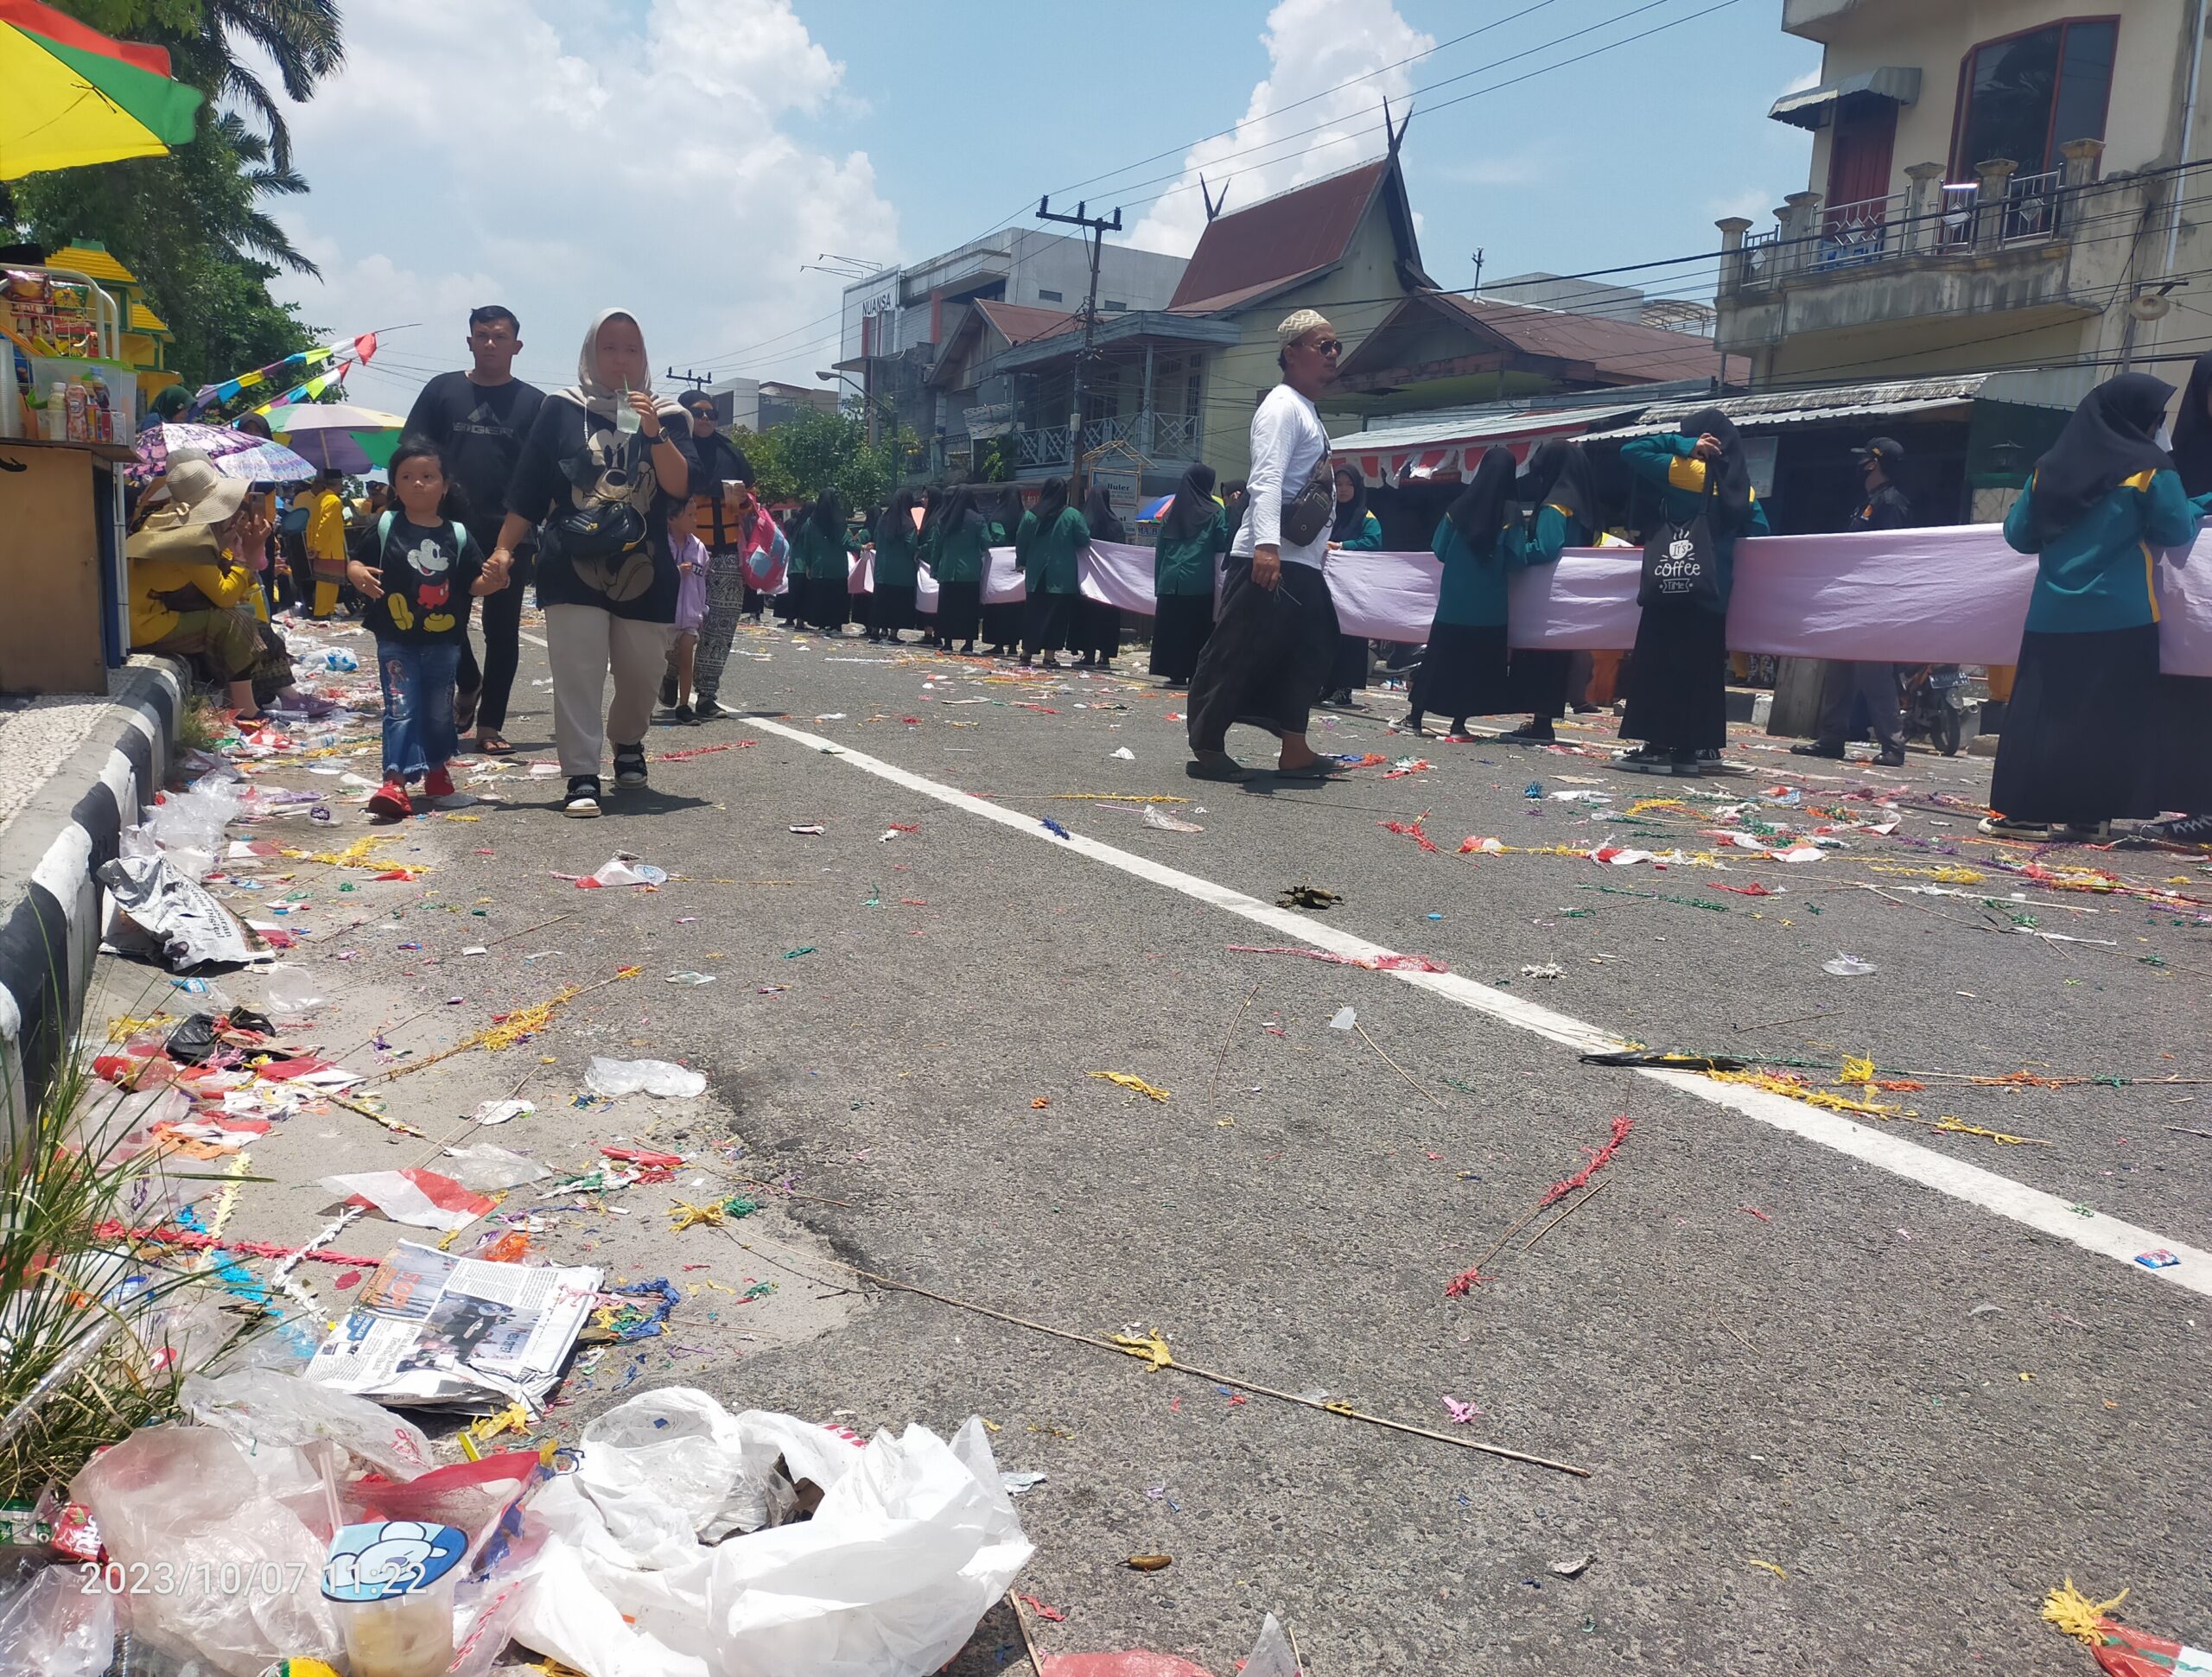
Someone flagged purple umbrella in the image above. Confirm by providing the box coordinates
[130,421,315,484]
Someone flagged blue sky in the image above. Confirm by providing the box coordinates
[263,1,1821,414]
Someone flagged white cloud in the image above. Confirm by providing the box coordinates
[253,0,897,406]
[1126,0,1433,256]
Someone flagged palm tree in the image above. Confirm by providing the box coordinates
[216,114,316,276]
[175,0,345,173]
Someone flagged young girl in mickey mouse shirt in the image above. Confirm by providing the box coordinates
[348,437,510,819]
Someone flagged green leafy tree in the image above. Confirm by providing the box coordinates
[746,408,920,510]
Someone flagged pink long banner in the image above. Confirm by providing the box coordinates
[852,528,2212,676]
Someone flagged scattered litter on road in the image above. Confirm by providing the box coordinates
[1143,806,1204,833]
[1822,952,1878,975]
[585,1058,706,1099]
[1278,884,1342,909]
[1090,1071,1171,1102]
[1552,1553,1595,1578]
[1329,1007,1356,1030]
[2042,1579,2209,1675]
[790,823,826,835]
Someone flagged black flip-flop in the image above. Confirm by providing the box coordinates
[1187,754,1254,783]
[1273,759,1343,781]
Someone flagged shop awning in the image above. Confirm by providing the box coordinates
[1769,67,1920,130]
[1592,374,1993,442]
[1329,403,1645,486]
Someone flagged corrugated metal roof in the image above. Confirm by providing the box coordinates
[1432,294,1734,385]
[973,300,1077,346]
[1593,374,1993,440]
[1168,158,1389,314]
[1330,403,1647,453]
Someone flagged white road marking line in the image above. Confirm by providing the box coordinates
[746,714,2212,1299]
[520,632,548,646]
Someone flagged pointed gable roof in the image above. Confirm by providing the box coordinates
[972,300,1078,346]
[1167,152,1431,316]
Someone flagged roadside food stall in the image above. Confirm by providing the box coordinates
[2,258,141,692]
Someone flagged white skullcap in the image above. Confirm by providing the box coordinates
[1276,308,1332,346]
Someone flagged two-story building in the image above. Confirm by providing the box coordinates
[1716,0,2209,403]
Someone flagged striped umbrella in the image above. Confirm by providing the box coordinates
[129,422,315,484]
[262,402,407,475]
[0,0,202,181]
[1137,492,1175,522]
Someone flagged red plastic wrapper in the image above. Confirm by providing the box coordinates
[2044,1582,2212,1677]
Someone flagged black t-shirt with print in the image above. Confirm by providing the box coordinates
[353,515,486,644]
[402,372,544,541]
[504,399,697,623]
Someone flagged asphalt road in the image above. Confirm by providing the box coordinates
[183,613,2212,1675]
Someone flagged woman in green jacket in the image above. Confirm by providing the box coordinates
[1502,438,1599,742]
[1616,410,1770,773]
[1020,477,1077,666]
[868,488,919,643]
[1323,465,1382,707]
[929,484,988,655]
[789,490,855,634]
[1989,372,2212,838]
[1149,463,1224,684]
[1403,447,1527,740]
[978,489,1025,656]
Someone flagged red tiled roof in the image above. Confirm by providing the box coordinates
[974,300,1077,346]
[1168,158,1392,314]
[1435,294,1730,384]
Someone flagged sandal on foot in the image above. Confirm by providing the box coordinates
[1187,753,1254,783]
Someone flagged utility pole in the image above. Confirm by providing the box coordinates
[665,366,715,409]
[1471,249,1484,296]
[1037,195,1121,472]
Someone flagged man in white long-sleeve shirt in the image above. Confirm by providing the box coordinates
[1185,309,1345,781]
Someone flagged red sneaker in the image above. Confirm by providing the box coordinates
[366,778,413,820]
[423,767,455,800]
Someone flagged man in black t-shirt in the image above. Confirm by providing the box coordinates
[403,305,544,753]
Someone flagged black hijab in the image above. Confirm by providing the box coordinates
[1159,464,1218,543]
[1083,483,1126,543]
[1677,409,1755,533]
[918,486,944,537]
[2029,372,2175,545]
[875,487,916,549]
[1330,464,1369,543]
[1032,475,1069,528]
[939,483,980,536]
[1522,438,1598,530]
[810,486,845,539]
[1443,447,1520,551]
[2170,353,2212,498]
[1223,480,1249,542]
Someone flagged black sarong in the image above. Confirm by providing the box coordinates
[1620,599,1726,752]
[1150,594,1213,682]
[1992,625,2159,823]
[1186,556,1339,750]
[1506,649,1573,720]
[935,580,982,648]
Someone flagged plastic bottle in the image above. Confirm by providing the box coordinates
[43,381,67,441]
[63,377,89,441]
[89,375,113,442]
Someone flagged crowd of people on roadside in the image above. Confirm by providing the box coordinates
[125,297,2212,846]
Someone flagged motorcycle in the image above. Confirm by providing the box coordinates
[1900,664,1965,756]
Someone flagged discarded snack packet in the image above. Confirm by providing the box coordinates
[2134,1249,2180,1269]
[1041,818,1072,840]
[2043,1580,2212,1677]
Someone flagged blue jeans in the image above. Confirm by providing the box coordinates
[378,639,461,780]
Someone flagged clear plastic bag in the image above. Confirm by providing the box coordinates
[181,1367,434,1480]
[0,1563,115,1677]
[585,1057,706,1099]
[68,1425,344,1670]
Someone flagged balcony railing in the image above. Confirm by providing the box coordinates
[1724,149,2100,294]
[1014,410,1202,467]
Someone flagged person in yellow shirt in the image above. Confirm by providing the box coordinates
[129,458,286,716]
[305,469,350,618]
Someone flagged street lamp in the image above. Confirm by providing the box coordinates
[817,368,893,448]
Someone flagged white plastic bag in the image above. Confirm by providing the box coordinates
[511,1391,1031,1677]
[261,965,329,1015]
[586,1057,706,1100]
[97,854,266,970]
[68,1424,344,1670]
[0,1564,115,1677]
